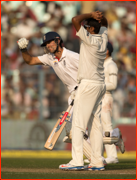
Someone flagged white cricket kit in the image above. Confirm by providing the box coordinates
[101,56,118,162]
[38,45,94,160]
[38,47,79,93]
[102,57,118,117]
[77,26,107,84]
[69,26,108,167]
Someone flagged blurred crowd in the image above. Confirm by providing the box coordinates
[1,1,136,121]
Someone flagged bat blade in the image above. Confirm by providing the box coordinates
[44,100,74,150]
[44,101,73,150]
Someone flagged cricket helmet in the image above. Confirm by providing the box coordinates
[41,32,63,47]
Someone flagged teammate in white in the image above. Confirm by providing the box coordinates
[59,11,109,171]
[83,42,125,165]
[102,42,119,164]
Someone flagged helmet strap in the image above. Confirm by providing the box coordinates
[53,38,60,53]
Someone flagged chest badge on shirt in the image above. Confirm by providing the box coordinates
[53,60,58,66]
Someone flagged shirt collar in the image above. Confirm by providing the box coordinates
[99,27,108,35]
[50,47,66,61]
[60,47,67,59]
[59,47,66,61]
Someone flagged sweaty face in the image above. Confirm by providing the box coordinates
[45,40,57,53]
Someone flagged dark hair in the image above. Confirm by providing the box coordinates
[107,42,113,56]
[85,18,101,34]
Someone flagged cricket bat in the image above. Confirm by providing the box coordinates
[44,99,74,150]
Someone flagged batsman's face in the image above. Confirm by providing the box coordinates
[45,40,57,53]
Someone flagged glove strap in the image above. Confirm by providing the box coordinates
[20,48,27,52]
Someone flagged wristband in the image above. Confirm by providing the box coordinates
[20,48,27,52]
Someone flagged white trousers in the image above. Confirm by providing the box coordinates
[101,93,117,159]
[69,80,106,167]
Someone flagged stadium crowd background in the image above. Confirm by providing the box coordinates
[1,1,136,121]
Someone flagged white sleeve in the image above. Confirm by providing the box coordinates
[106,63,118,91]
[38,54,50,66]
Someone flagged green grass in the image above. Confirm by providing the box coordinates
[1,158,67,169]
[1,172,136,179]
[1,158,136,179]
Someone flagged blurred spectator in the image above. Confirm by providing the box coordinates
[1,93,12,119]
[1,1,136,121]
[26,98,39,120]
[45,74,61,119]
[127,73,136,89]
[122,88,136,118]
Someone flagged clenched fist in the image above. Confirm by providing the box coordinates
[17,38,29,51]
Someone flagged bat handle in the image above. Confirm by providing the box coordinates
[70,99,74,106]
[70,86,78,106]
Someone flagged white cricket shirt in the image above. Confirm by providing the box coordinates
[38,47,79,93]
[104,57,118,92]
[76,26,108,83]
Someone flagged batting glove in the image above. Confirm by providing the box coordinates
[17,38,29,52]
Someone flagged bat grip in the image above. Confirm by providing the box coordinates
[70,86,78,106]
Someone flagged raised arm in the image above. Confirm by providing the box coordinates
[72,11,103,32]
[17,38,43,65]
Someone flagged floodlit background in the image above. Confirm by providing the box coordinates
[1,1,136,153]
